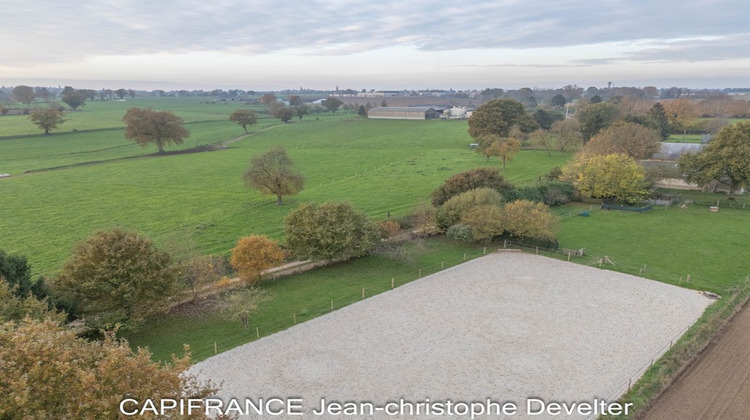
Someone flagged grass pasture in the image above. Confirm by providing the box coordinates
[1,108,571,277]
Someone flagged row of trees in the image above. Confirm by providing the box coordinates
[6,85,135,106]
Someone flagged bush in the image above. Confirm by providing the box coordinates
[502,200,559,242]
[446,224,474,242]
[436,188,503,229]
[431,167,513,206]
[378,220,402,238]
[505,186,544,204]
[538,180,576,206]
[460,205,505,242]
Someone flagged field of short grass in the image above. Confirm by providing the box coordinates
[1,111,569,277]
[126,237,488,362]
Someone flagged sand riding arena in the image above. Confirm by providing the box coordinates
[190,252,711,419]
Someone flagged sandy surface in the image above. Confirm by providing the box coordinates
[189,252,711,419]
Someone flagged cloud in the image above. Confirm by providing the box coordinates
[3,0,748,68]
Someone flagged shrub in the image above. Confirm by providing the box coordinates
[460,205,505,242]
[378,220,402,238]
[502,200,559,242]
[446,224,474,242]
[230,235,285,285]
[504,186,544,204]
[436,188,503,229]
[431,167,513,206]
[538,180,576,206]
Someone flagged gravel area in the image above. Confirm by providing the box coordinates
[189,252,711,419]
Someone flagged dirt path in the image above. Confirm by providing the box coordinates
[644,303,750,420]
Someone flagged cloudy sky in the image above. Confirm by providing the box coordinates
[2,0,749,91]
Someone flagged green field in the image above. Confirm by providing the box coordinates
[1,104,570,276]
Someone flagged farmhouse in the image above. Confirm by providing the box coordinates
[367,106,442,120]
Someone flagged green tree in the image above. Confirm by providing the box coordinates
[561,153,650,204]
[576,102,619,143]
[61,89,87,111]
[0,319,227,420]
[502,200,559,242]
[678,121,750,197]
[322,97,344,113]
[114,88,128,99]
[436,187,503,229]
[229,109,258,133]
[583,122,662,160]
[54,228,178,330]
[11,85,35,105]
[550,94,567,107]
[28,108,66,134]
[0,282,64,324]
[230,235,285,285]
[288,95,303,106]
[284,201,380,261]
[532,108,563,130]
[275,106,295,122]
[468,99,538,139]
[431,167,513,206]
[123,107,190,154]
[244,147,305,206]
[647,102,671,140]
[358,105,367,117]
[219,287,269,329]
[550,119,583,152]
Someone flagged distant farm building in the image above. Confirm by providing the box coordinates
[368,107,442,120]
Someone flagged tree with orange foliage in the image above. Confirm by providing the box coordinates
[230,235,285,285]
[662,98,698,137]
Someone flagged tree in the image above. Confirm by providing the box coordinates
[54,228,178,330]
[61,89,87,110]
[550,119,583,152]
[647,102,671,140]
[476,134,522,169]
[662,98,698,137]
[275,106,295,122]
[295,104,309,120]
[561,153,650,204]
[0,319,227,420]
[531,130,555,156]
[502,200,559,242]
[550,94,567,107]
[11,85,35,105]
[259,93,277,106]
[28,108,66,134]
[583,122,662,160]
[436,187,503,229]
[230,235,285,285]
[219,286,268,329]
[229,109,258,133]
[284,201,380,261]
[288,95,303,106]
[0,282,64,324]
[322,97,343,113]
[576,102,619,143]
[358,105,367,117]
[468,99,538,139]
[532,108,563,130]
[114,88,128,99]
[244,147,305,205]
[678,121,750,197]
[179,254,224,301]
[34,87,51,102]
[480,88,503,102]
[123,107,190,154]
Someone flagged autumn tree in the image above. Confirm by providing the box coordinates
[322,97,343,113]
[468,98,538,139]
[61,88,87,111]
[229,109,258,133]
[476,133,522,169]
[647,102,671,140]
[179,254,224,301]
[0,319,227,419]
[219,287,269,329]
[34,87,51,102]
[244,147,305,205]
[0,282,64,324]
[583,122,662,160]
[11,85,35,105]
[576,102,619,143]
[502,200,559,242]
[123,107,190,154]
[550,119,583,152]
[288,95,303,106]
[274,106,295,122]
[259,93,277,106]
[284,201,380,261]
[28,108,66,134]
[662,98,698,137]
[678,121,750,197]
[431,167,513,206]
[230,235,285,285]
[54,228,178,330]
[561,153,650,204]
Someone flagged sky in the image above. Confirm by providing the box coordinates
[2,0,750,91]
